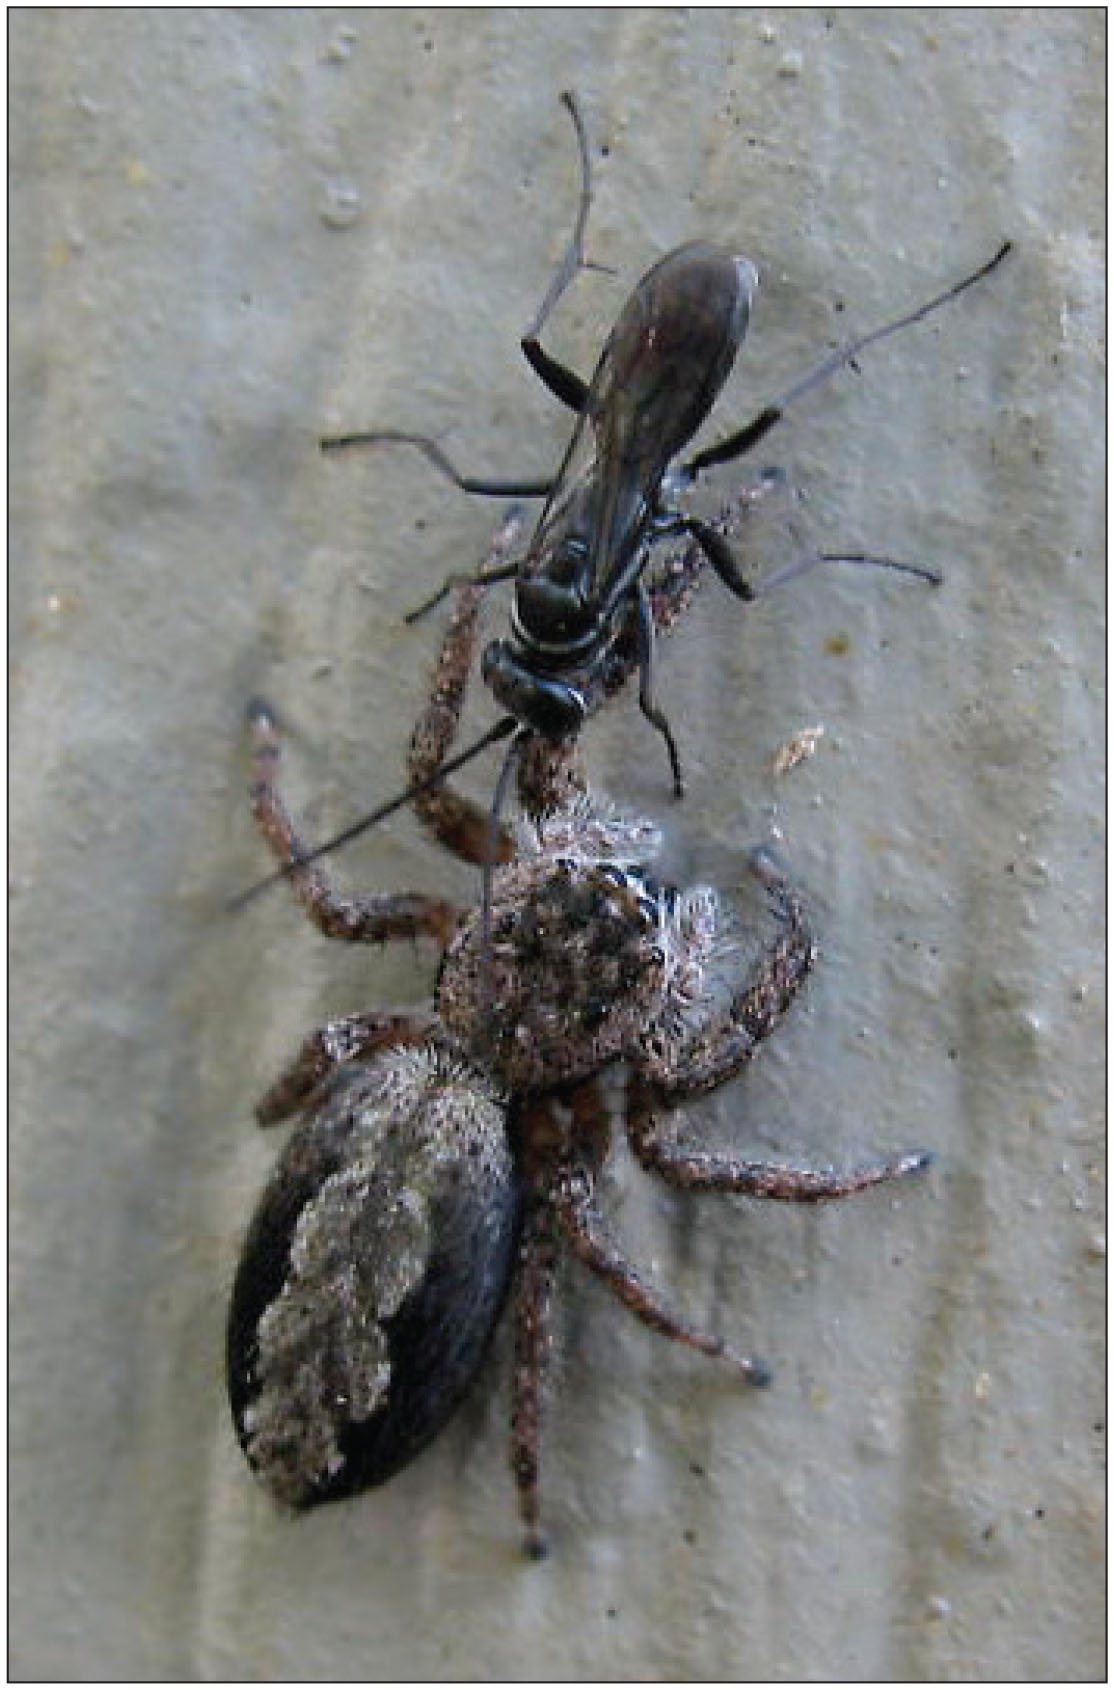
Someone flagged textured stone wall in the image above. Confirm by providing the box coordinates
[11,10,1103,1679]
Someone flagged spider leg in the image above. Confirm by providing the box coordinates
[246,699,459,944]
[644,848,816,1100]
[253,1008,436,1125]
[516,733,588,826]
[627,1080,931,1201]
[632,851,930,1197]
[551,1082,770,1383]
[552,1158,770,1383]
[510,1200,561,1560]
[407,510,525,867]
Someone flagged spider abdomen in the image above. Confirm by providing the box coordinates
[227,1046,518,1506]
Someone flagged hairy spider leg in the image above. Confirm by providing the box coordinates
[245,699,460,946]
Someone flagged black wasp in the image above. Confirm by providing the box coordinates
[319,94,1009,806]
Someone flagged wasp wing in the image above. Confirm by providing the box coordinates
[587,244,755,606]
[521,244,755,614]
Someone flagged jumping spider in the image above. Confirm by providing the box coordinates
[227,520,932,1558]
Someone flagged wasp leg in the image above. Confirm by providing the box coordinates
[633,585,685,797]
[321,428,554,502]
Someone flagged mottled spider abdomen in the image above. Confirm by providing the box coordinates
[227,1046,518,1507]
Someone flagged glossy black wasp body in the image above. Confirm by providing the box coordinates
[322,92,1010,815]
[479,238,759,782]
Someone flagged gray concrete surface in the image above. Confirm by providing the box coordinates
[10,9,1104,1681]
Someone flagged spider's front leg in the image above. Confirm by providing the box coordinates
[631,849,932,1200]
[407,509,526,866]
[643,845,817,1101]
[246,698,460,946]
[579,483,782,797]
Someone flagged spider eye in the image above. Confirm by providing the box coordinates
[636,891,660,925]
[595,864,627,889]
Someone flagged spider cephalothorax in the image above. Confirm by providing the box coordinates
[436,800,716,1093]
